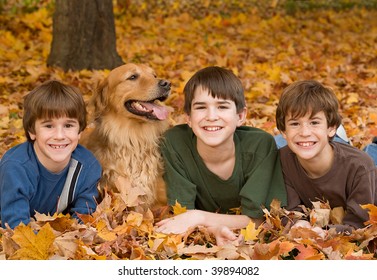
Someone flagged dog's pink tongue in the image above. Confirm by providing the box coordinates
[141,102,169,120]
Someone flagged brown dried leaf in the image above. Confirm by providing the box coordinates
[216,243,240,260]
[178,244,220,256]
[115,175,146,207]
[330,206,345,224]
[53,230,80,259]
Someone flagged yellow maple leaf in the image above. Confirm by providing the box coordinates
[241,221,261,242]
[126,211,144,227]
[172,201,187,215]
[96,220,117,242]
[10,223,56,260]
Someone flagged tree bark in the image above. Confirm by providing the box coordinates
[47,0,123,71]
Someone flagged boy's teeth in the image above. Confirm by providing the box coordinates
[299,142,313,147]
[51,145,66,149]
[205,127,220,131]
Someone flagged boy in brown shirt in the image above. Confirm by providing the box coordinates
[276,80,377,232]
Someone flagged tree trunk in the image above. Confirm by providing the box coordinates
[47,0,123,71]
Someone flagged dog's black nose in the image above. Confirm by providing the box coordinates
[159,79,171,90]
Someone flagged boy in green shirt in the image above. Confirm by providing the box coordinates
[156,66,287,245]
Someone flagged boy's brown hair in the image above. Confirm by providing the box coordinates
[23,80,87,142]
[276,80,342,132]
[183,66,246,115]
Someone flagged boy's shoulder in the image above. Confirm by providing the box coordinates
[71,144,99,164]
[334,142,375,166]
[235,126,277,155]
[164,124,192,139]
[1,142,33,165]
[236,125,273,136]
[235,126,275,142]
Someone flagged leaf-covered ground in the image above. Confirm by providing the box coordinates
[1,0,377,259]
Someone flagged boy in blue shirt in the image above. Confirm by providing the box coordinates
[0,80,101,229]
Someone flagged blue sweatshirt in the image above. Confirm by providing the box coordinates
[0,142,101,229]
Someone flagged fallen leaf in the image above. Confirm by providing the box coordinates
[10,223,56,260]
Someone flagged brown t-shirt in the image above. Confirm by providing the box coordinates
[280,142,377,229]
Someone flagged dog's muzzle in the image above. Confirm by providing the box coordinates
[124,79,171,120]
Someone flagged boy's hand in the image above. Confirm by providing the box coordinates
[208,225,242,246]
[155,210,201,234]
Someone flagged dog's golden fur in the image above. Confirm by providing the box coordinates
[80,63,170,209]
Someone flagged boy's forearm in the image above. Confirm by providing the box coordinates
[190,209,257,229]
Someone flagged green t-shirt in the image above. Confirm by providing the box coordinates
[160,124,287,218]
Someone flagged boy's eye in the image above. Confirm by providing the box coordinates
[288,122,299,127]
[65,122,79,128]
[193,106,206,110]
[218,105,229,109]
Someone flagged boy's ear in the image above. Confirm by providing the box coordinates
[29,132,36,141]
[237,107,247,126]
[328,126,337,138]
[186,114,192,127]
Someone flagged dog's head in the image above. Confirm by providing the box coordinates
[92,63,171,121]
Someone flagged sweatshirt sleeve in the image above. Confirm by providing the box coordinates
[343,164,376,228]
[0,161,35,229]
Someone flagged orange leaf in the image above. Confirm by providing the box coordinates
[295,244,325,260]
[361,204,377,225]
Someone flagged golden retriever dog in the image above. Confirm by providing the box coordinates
[81,63,171,209]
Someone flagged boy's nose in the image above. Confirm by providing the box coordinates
[299,124,311,136]
[54,127,65,139]
[206,108,219,121]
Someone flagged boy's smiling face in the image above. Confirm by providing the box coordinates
[282,111,337,162]
[29,117,81,173]
[187,86,246,150]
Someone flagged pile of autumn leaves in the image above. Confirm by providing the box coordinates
[1,189,377,260]
[2,2,377,260]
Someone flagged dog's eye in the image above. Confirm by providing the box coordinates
[127,74,138,80]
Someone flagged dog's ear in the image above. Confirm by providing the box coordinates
[92,78,109,119]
